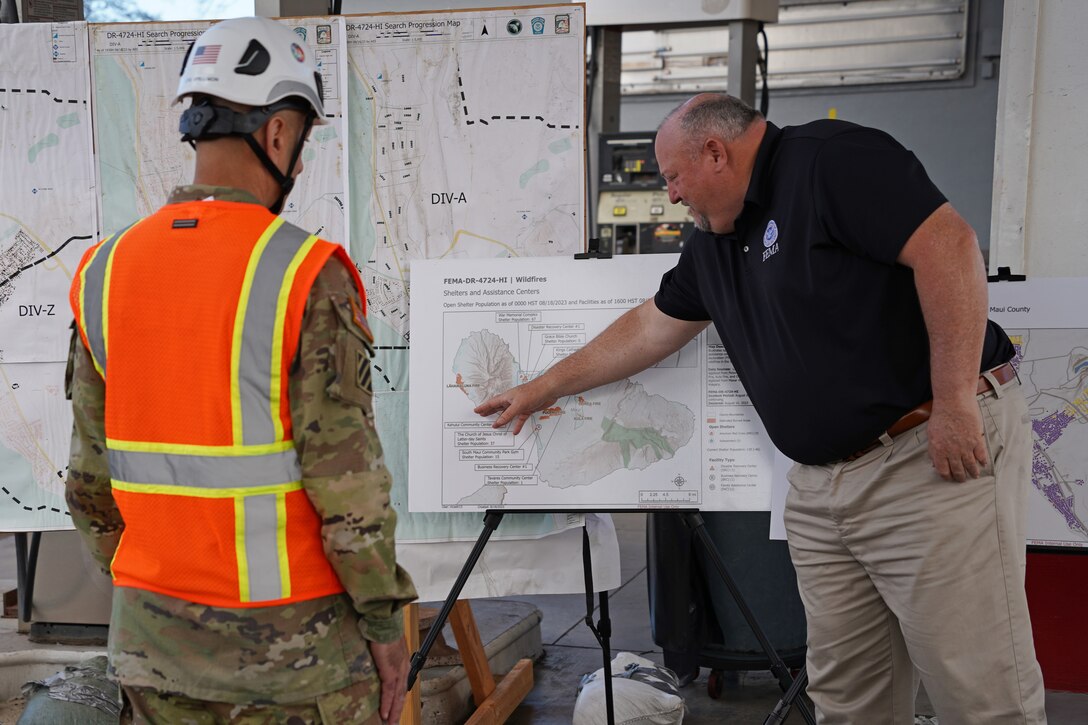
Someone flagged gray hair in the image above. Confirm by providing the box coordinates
[661,94,762,156]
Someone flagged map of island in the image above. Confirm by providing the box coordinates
[449,327,695,505]
[532,380,695,488]
[453,329,520,406]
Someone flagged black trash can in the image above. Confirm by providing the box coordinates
[647,511,807,689]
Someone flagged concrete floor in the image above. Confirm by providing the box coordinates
[494,513,1088,724]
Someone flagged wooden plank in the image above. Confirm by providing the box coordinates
[449,599,496,703]
[464,658,535,725]
[400,603,421,725]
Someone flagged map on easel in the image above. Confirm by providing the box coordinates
[410,254,777,512]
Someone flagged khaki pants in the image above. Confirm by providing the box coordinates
[121,679,382,725]
[784,379,1046,724]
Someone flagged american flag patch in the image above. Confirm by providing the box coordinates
[192,44,220,64]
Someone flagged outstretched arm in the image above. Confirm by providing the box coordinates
[475,298,709,433]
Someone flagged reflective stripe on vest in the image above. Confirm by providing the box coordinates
[76,224,135,378]
[233,219,316,446]
[107,445,301,489]
[77,214,341,605]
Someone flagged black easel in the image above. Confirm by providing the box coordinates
[407,509,815,724]
[681,511,816,725]
[575,236,612,260]
[986,266,1026,283]
[407,510,504,690]
[408,245,626,721]
[14,531,42,623]
[407,511,619,724]
[409,244,814,722]
[569,245,812,722]
[580,522,616,725]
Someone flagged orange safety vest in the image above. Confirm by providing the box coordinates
[70,200,363,608]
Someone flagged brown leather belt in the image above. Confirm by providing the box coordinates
[842,362,1018,462]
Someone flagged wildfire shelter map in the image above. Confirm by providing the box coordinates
[410,255,777,512]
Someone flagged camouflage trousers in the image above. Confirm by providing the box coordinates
[121,679,382,725]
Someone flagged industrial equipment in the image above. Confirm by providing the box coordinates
[596,132,694,255]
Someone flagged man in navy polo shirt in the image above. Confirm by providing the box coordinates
[476,93,1046,724]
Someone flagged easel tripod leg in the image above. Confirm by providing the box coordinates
[581,522,616,725]
[681,512,816,725]
[765,668,809,725]
[407,511,504,689]
[598,590,615,725]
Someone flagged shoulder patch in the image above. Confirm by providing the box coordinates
[349,296,374,343]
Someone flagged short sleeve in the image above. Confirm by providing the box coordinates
[654,240,712,322]
[812,128,947,265]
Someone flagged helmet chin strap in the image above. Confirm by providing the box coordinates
[241,111,316,214]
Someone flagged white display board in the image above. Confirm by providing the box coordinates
[0,22,97,532]
[409,254,775,512]
[0,22,97,365]
[990,277,1088,549]
[344,5,587,393]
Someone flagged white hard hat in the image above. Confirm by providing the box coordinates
[175,16,324,119]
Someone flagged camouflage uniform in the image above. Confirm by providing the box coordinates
[122,681,382,725]
[65,186,417,723]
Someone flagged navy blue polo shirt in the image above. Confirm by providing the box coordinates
[655,120,1014,464]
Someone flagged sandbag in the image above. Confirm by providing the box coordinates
[573,651,684,725]
[18,655,120,725]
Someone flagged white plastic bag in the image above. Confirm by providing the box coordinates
[573,652,684,725]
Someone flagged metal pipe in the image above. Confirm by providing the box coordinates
[650,31,962,58]
[637,56,961,84]
[775,4,964,27]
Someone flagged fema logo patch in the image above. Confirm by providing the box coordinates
[291,43,305,63]
[531,17,545,34]
[762,219,780,262]
[763,220,779,247]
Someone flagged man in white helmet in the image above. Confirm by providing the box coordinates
[65,16,417,724]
